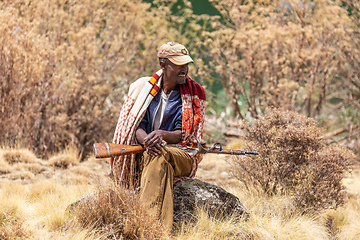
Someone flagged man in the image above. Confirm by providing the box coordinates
[111,42,206,230]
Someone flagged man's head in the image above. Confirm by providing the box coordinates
[157,42,193,86]
[157,42,194,65]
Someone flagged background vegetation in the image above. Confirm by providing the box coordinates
[1,0,359,157]
[0,0,179,158]
[1,0,360,239]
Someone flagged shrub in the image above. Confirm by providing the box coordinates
[0,0,178,158]
[232,109,355,213]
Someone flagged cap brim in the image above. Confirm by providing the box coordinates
[168,55,194,65]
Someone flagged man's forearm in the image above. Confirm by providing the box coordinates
[161,129,182,144]
[136,128,148,145]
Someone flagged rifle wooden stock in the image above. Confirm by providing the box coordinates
[93,143,259,158]
[94,143,145,158]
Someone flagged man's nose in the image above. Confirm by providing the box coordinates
[181,64,189,71]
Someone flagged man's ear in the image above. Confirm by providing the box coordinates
[160,61,166,70]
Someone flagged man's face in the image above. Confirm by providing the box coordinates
[162,60,189,85]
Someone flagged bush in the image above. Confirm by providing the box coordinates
[232,109,355,213]
[0,0,177,158]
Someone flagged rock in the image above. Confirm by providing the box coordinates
[67,179,249,225]
[66,191,98,214]
[173,178,249,224]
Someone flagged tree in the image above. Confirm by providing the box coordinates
[200,0,359,120]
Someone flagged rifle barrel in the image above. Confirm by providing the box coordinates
[205,147,259,155]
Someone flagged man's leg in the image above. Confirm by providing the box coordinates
[137,146,193,230]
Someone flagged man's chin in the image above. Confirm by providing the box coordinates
[177,76,187,84]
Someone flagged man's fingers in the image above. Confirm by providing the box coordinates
[155,142,162,150]
[144,140,157,149]
[148,135,161,144]
[144,137,162,148]
[146,146,161,156]
[144,131,162,142]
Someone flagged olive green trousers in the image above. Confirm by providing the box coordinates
[137,146,193,230]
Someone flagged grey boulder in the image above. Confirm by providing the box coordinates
[173,178,249,224]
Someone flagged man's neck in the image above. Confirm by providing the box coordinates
[162,79,177,95]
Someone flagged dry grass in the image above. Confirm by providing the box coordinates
[0,144,359,239]
[69,185,170,239]
[48,145,80,169]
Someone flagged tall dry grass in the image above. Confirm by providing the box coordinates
[69,185,171,239]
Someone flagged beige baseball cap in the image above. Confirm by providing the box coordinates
[157,42,194,65]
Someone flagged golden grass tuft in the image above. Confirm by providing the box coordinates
[0,221,32,240]
[330,195,360,239]
[1,180,29,200]
[28,180,58,201]
[0,200,20,224]
[70,184,171,239]
[0,148,40,165]
[0,181,32,240]
[48,146,80,169]
[0,158,12,175]
[0,148,48,181]
[235,186,324,240]
[28,182,96,234]
[175,208,246,239]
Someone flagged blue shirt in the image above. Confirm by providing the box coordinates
[138,86,182,134]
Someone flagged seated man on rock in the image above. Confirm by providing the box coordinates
[110,42,206,230]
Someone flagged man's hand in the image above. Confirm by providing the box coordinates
[136,128,182,156]
[143,130,164,156]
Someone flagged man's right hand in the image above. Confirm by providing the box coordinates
[135,128,182,156]
[135,128,164,156]
[143,130,164,156]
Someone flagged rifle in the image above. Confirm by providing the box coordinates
[93,142,258,158]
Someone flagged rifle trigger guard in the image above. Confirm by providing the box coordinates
[195,137,208,154]
[194,138,223,154]
[210,143,223,152]
[197,140,208,154]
